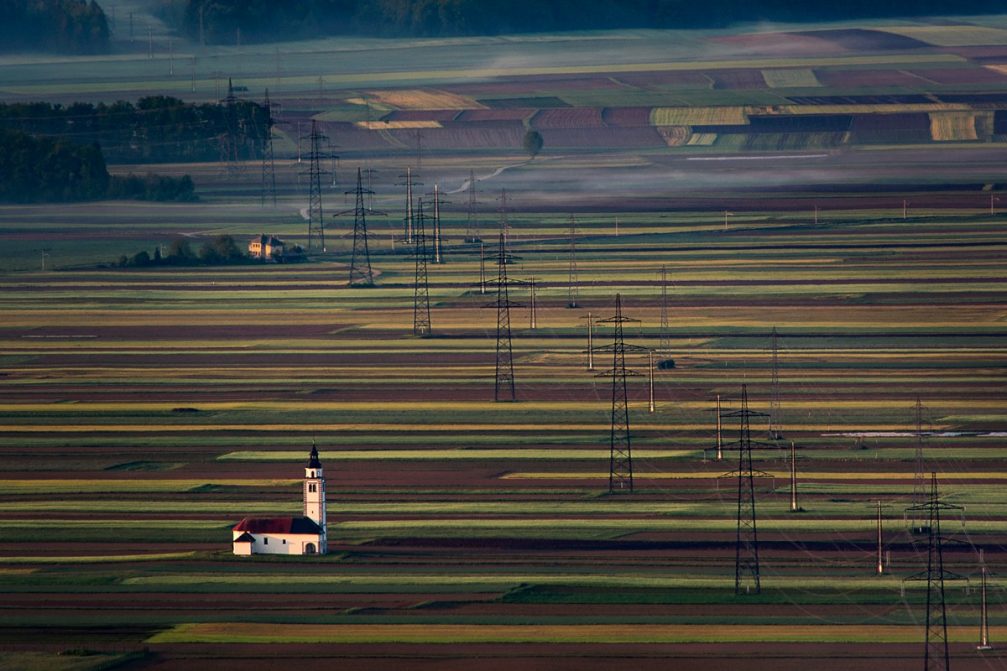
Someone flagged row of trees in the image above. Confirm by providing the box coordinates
[116,236,246,268]
[0,129,196,203]
[160,0,1006,42]
[0,96,268,164]
[0,0,109,53]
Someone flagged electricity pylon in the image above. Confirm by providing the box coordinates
[720,385,771,594]
[487,232,520,401]
[260,89,276,207]
[339,168,382,287]
[219,78,244,178]
[304,120,329,252]
[567,215,579,308]
[904,473,967,671]
[594,294,645,493]
[412,199,432,337]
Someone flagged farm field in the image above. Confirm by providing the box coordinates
[2,10,1007,671]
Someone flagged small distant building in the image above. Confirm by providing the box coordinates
[231,445,327,556]
[248,234,285,261]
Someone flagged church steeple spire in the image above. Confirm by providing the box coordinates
[303,442,327,549]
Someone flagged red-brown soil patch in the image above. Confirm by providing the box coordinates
[531,108,605,129]
[603,107,652,127]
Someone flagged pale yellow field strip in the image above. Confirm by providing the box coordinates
[651,107,748,125]
[148,622,1007,644]
[930,111,980,141]
[766,103,971,115]
[366,89,483,109]
[761,68,821,88]
[355,120,442,129]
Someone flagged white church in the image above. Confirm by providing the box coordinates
[231,444,327,556]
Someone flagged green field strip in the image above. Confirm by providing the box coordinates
[218,449,695,461]
[0,552,198,564]
[331,517,1007,534]
[0,480,298,494]
[121,572,937,590]
[145,621,1007,644]
[3,499,1001,518]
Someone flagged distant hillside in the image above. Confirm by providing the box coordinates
[0,0,109,54]
[159,0,1006,43]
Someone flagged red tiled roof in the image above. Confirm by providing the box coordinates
[232,517,322,534]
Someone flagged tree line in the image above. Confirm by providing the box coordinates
[115,236,307,268]
[159,0,1006,43]
[0,0,109,53]
[0,95,269,164]
[0,129,196,203]
[116,236,244,268]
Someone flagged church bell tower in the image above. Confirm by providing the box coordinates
[304,443,327,544]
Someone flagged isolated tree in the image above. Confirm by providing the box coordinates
[167,238,195,264]
[523,130,543,159]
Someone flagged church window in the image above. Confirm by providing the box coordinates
[309,483,317,493]
[264,537,268,545]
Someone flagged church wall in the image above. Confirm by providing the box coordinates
[239,532,322,555]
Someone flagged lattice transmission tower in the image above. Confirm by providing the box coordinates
[720,385,770,594]
[412,199,432,337]
[219,78,244,178]
[260,89,276,207]
[487,232,520,401]
[567,215,579,308]
[904,473,966,671]
[344,167,380,287]
[594,294,644,493]
[304,120,329,252]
